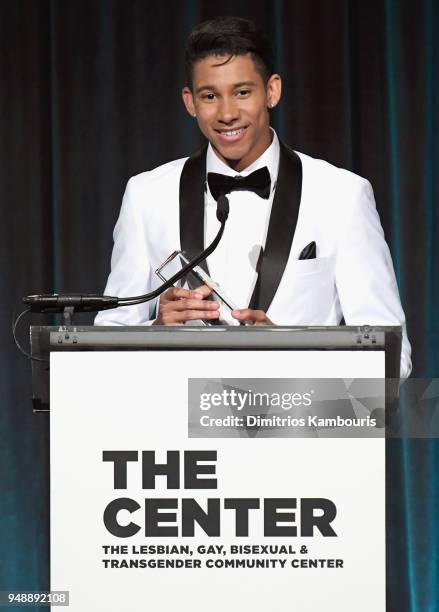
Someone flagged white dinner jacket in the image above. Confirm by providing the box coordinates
[95,149,412,378]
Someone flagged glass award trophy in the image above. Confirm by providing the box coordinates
[155,251,243,326]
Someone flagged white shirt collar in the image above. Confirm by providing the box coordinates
[206,128,280,194]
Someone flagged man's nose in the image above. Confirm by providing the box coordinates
[217,97,239,124]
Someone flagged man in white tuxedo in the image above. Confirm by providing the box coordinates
[95,16,411,378]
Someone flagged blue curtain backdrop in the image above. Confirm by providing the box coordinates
[0,1,437,610]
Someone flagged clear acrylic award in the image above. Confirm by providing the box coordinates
[155,250,241,326]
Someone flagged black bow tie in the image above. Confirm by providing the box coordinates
[207,166,271,201]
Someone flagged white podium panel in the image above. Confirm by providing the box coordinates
[50,350,385,612]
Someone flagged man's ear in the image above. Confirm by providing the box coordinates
[266,74,282,109]
[182,87,196,117]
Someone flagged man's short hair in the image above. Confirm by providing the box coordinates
[185,16,275,88]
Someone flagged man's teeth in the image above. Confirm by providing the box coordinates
[221,128,244,136]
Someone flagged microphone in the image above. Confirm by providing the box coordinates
[22,293,119,313]
[22,195,230,314]
[216,194,229,222]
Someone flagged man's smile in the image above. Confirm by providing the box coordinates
[214,126,249,142]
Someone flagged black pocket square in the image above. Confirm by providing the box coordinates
[299,241,316,260]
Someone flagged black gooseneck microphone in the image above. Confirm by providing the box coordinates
[22,195,230,314]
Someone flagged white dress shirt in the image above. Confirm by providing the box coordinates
[205,130,280,322]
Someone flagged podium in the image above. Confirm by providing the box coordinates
[31,325,401,611]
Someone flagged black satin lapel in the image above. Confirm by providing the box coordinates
[179,145,209,274]
[249,141,303,312]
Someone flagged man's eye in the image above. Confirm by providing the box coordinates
[202,93,216,101]
[237,89,250,97]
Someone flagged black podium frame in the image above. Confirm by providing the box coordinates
[29,325,402,411]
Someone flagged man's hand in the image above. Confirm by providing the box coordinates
[231,309,273,325]
[153,285,219,325]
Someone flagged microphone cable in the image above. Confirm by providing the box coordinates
[12,308,49,362]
